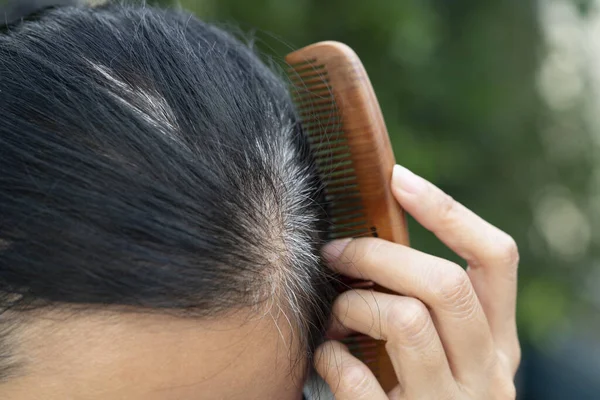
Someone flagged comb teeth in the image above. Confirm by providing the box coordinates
[287,42,409,393]
[289,59,378,372]
[288,61,371,242]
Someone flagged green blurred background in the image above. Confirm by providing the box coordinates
[162,0,600,397]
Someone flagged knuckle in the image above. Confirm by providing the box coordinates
[433,264,473,305]
[386,298,431,344]
[437,193,459,224]
[337,362,373,398]
[491,233,520,267]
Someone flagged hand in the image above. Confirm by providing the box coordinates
[314,165,520,400]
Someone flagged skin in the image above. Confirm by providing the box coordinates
[316,165,520,399]
[0,165,519,399]
[0,309,307,399]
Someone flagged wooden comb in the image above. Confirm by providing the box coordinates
[286,41,410,393]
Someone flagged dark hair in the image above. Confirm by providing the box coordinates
[0,0,335,379]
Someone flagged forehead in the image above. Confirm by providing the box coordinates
[0,309,307,399]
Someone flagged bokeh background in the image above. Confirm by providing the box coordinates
[163,0,600,398]
[2,0,599,398]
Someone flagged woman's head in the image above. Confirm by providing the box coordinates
[0,2,335,398]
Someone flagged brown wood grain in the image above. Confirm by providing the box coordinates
[287,41,410,393]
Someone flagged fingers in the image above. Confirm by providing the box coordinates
[390,165,519,356]
[323,238,494,383]
[330,290,456,398]
[314,340,388,400]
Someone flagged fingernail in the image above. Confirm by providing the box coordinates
[321,238,352,264]
[392,165,426,194]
